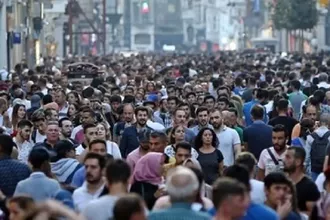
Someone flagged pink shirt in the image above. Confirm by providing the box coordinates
[126,148,144,171]
[257,147,286,176]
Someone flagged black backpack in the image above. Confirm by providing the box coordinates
[310,131,330,173]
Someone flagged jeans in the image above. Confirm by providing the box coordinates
[311,172,319,181]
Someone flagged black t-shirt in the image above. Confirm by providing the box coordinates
[296,176,320,212]
[268,116,298,144]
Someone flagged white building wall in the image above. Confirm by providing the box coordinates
[0,1,7,69]
[130,25,154,51]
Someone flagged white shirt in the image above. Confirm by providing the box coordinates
[31,130,46,144]
[315,172,326,192]
[72,182,105,212]
[250,179,266,204]
[76,141,122,158]
[82,195,119,220]
[318,82,330,89]
[258,147,286,175]
[13,138,33,164]
[215,126,241,166]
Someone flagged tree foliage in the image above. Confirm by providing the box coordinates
[272,0,318,30]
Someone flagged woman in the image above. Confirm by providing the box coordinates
[130,152,165,210]
[195,127,224,185]
[10,104,27,136]
[96,123,122,159]
[67,91,80,105]
[67,103,79,123]
[146,81,156,94]
[6,196,35,220]
[164,125,198,159]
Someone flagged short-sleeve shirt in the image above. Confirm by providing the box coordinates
[258,147,286,176]
[197,149,224,184]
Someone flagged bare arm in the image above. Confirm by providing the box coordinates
[257,168,265,181]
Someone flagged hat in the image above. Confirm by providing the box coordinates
[31,94,41,108]
[29,147,56,163]
[143,94,158,106]
[13,98,24,106]
[54,140,77,158]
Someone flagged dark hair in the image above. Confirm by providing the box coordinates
[31,110,45,123]
[28,148,50,169]
[17,119,33,129]
[299,118,314,140]
[83,123,96,134]
[150,131,167,143]
[44,108,56,119]
[204,95,215,103]
[264,172,290,189]
[169,125,185,144]
[0,134,14,155]
[134,106,149,116]
[105,159,131,184]
[42,94,53,105]
[113,193,144,220]
[228,107,238,116]
[110,95,122,103]
[8,196,35,211]
[196,106,209,116]
[250,104,264,120]
[288,146,306,165]
[89,139,107,150]
[290,80,301,90]
[167,96,180,105]
[67,91,80,104]
[67,103,79,118]
[235,152,257,174]
[277,99,289,112]
[84,152,106,169]
[175,142,192,153]
[212,177,247,209]
[195,127,219,150]
[189,167,205,206]
[12,104,26,127]
[217,97,230,105]
[273,124,288,137]
[224,164,251,191]
[59,117,70,127]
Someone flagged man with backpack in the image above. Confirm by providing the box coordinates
[306,113,330,181]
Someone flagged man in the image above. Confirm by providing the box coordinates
[305,113,330,180]
[242,77,257,103]
[27,94,41,119]
[54,89,69,119]
[113,194,147,220]
[217,97,230,111]
[149,131,168,153]
[83,159,131,220]
[148,166,210,220]
[288,80,307,119]
[284,146,320,214]
[222,165,278,220]
[120,106,153,158]
[243,89,268,126]
[44,108,59,121]
[113,103,135,143]
[0,134,30,197]
[126,130,150,170]
[317,72,330,89]
[235,152,265,204]
[204,95,216,110]
[59,117,76,144]
[72,152,106,212]
[31,110,47,144]
[212,177,249,220]
[34,121,60,158]
[167,96,179,115]
[268,99,298,145]
[14,148,61,201]
[210,109,241,167]
[244,105,273,160]
[154,98,172,129]
[107,95,122,132]
[13,119,33,164]
[264,172,303,219]
[71,107,96,144]
[257,124,288,180]
[190,107,213,136]
[75,123,98,157]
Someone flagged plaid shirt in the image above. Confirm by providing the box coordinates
[154,111,172,129]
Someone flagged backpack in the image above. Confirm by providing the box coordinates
[310,131,330,173]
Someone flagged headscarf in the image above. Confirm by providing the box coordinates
[133,152,163,186]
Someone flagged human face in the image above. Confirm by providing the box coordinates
[123,105,134,122]
[202,130,213,146]
[187,94,196,104]
[306,106,317,122]
[227,193,250,219]
[46,125,59,142]
[272,131,287,151]
[174,110,186,126]
[90,143,107,156]
[19,125,31,141]
[96,124,106,140]
[55,91,65,105]
[111,101,120,112]
[48,110,58,121]
[149,137,165,152]
[68,104,77,116]
[61,120,73,137]
[140,141,150,151]
[266,184,288,207]
[81,112,94,125]
[210,111,223,129]
[85,127,98,143]
[85,158,103,184]
[284,149,298,173]
[17,106,26,119]
[175,147,191,165]
[7,201,25,220]
[136,110,148,126]
[173,126,185,142]
[160,99,168,111]
[81,98,91,106]
[227,111,237,127]
[125,89,134,96]
[197,110,209,126]
[218,101,228,111]
[167,88,175,97]
[34,119,46,134]
[167,100,177,112]
[205,98,215,109]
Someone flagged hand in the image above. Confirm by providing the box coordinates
[154,188,166,198]
[277,199,292,219]
[38,200,66,216]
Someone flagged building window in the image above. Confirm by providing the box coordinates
[134,34,151,45]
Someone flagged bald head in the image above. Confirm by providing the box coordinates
[166,166,199,203]
[320,113,330,127]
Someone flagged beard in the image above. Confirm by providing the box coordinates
[137,120,146,126]
[212,122,222,130]
[283,165,296,173]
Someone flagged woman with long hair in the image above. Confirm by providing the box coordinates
[96,122,122,159]
[195,127,224,185]
[67,91,80,105]
[130,152,166,210]
[10,104,27,136]
[164,125,198,159]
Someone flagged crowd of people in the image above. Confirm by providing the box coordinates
[1,52,330,219]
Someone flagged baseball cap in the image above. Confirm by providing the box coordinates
[54,140,77,157]
[143,94,158,106]
[28,147,55,164]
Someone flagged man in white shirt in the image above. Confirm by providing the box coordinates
[31,111,47,144]
[318,73,330,89]
[83,159,131,220]
[13,120,33,164]
[72,153,106,212]
[210,109,241,167]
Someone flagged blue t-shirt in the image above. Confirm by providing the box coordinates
[241,203,279,220]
